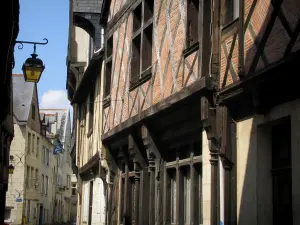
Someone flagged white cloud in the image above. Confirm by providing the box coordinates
[40,90,70,109]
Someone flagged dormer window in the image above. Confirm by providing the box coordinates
[31,104,36,120]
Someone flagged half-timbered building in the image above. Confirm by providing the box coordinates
[66,1,107,225]
[99,0,219,224]
[216,0,300,224]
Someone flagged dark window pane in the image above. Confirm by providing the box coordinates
[272,121,293,225]
[131,34,141,82]
[142,24,153,72]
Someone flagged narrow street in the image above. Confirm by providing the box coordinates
[2,0,300,225]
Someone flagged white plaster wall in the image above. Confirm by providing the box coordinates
[74,26,90,69]
[202,130,211,225]
[91,178,106,225]
[236,99,300,225]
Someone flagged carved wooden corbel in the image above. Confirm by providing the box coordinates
[219,152,234,170]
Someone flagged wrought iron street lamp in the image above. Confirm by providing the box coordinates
[15,38,48,83]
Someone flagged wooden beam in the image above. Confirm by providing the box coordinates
[248,0,283,73]
[101,77,208,142]
[238,0,245,77]
[141,123,164,159]
[159,118,202,141]
[128,130,148,168]
[284,18,300,56]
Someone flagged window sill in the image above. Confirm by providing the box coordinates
[183,42,199,58]
[222,17,239,31]
[129,67,152,92]
[87,128,93,138]
[103,96,111,108]
[221,18,239,41]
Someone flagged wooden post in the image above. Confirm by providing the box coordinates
[190,151,195,225]
[134,163,140,225]
[149,154,155,225]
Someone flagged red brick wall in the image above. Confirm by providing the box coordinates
[219,0,300,89]
[103,0,200,133]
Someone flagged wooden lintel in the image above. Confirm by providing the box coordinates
[102,77,207,142]
[159,118,202,141]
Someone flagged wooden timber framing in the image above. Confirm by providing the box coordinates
[108,123,205,225]
[99,0,222,224]
[216,0,300,224]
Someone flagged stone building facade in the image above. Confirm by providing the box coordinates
[5,75,73,225]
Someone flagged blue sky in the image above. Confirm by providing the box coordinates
[13,0,70,109]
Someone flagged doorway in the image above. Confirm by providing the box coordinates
[39,205,43,225]
[88,181,93,225]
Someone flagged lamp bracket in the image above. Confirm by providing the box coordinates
[16,38,48,54]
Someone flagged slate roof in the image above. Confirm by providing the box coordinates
[12,74,35,123]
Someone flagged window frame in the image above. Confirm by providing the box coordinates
[129,0,154,91]
[88,85,96,134]
[186,0,200,49]
[31,104,35,120]
[222,0,239,28]
[103,35,113,108]
[271,121,293,225]
[165,153,203,225]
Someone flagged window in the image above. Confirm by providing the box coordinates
[31,167,34,188]
[45,176,48,195]
[68,175,71,188]
[33,207,37,219]
[46,148,50,166]
[32,134,35,154]
[222,0,239,26]
[130,0,154,84]
[183,167,191,225]
[26,166,30,188]
[27,133,31,154]
[4,209,11,220]
[169,170,177,224]
[88,86,95,131]
[272,122,293,225]
[47,149,50,166]
[186,0,199,48]
[119,161,135,223]
[165,146,202,225]
[26,200,31,222]
[35,169,38,189]
[72,183,76,196]
[47,209,49,223]
[41,174,44,195]
[42,146,45,164]
[31,104,35,120]
[36,137,39,158]
[43,147,49,165]
[104,36,113,99]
